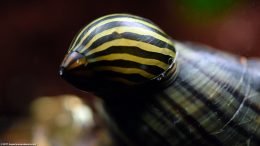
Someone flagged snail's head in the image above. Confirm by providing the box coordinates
[60,14,177,96]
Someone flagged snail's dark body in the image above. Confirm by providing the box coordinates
[59,14,260,146]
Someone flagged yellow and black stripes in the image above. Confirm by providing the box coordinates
[81,33,175,56]
[67,13,176,85]
[76,21,169,52]
[69,13,166,51]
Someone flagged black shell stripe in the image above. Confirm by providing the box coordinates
[88,53,168,69]
[87,60,165,75]
[70,14,166,50]
[86,46,172,64]
[77,32,175,55]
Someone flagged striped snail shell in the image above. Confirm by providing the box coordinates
[60,14,260,146]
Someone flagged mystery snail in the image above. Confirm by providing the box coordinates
[59,14,260,146]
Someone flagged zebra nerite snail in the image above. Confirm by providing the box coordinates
[59,14,260,146]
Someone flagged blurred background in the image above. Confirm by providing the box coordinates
[0,0,260,145]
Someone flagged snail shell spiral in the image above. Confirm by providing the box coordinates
[60,14,260,146]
